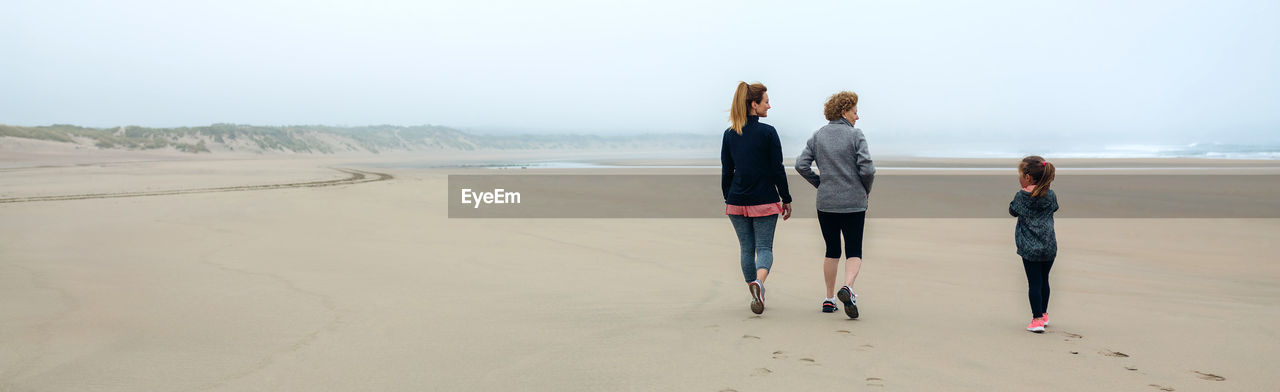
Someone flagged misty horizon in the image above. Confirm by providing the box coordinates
[3,0,1278,148]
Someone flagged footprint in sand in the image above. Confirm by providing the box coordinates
[742,335,760,340]
[751,368,772,376]
[771,350,788,359]
[1060,331,1084,341]
[1100,350,1130,358]
[799,358,816,364]
[1148,384,1175,391]
[835,330,852,334]
[866,377,885,387]
[1193,371,1225,381]
[856,344,875,351]
[1125,366,1139,371]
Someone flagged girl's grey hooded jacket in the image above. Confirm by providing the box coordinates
[1009,189,1059,261]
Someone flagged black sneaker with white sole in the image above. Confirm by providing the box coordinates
[822,300,838,313]
[837,286,859,319]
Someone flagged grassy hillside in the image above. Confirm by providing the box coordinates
[0,124,716,154]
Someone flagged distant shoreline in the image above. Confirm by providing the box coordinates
[361,156,1280,171]
[4,124,1278,161]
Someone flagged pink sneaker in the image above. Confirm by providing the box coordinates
[1026,317,1046,333]
[1042,313,1050,326]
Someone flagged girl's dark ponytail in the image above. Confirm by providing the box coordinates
[1030,160,1055,198]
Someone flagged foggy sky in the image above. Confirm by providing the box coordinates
[2,0,1278,146]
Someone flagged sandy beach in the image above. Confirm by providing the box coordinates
[2,150,1278,391]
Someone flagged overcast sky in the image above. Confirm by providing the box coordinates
[2,0,1277,146]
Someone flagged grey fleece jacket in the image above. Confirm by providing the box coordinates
[1009,189,1059,261]
[794,118,876,213]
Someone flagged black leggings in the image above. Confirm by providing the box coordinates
[817,211,865,259]
[1022,258,1055,318]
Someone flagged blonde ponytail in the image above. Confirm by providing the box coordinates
[728,81,767,135]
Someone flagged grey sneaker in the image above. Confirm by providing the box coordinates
[748,281,765,314]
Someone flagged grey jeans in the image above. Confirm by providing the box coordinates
[728,214,778,282]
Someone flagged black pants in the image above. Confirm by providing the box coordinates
[817,210,865,259]
[1022,258,1055,318]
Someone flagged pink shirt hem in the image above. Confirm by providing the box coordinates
[725,202,783,217]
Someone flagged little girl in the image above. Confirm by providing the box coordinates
[1009,156,1058,333]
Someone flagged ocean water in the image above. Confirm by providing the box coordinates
[907,143,1280,160]
[365,142,1280,169]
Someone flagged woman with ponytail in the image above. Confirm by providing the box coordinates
[1009,155,1059,333]
[721,81,792,315]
